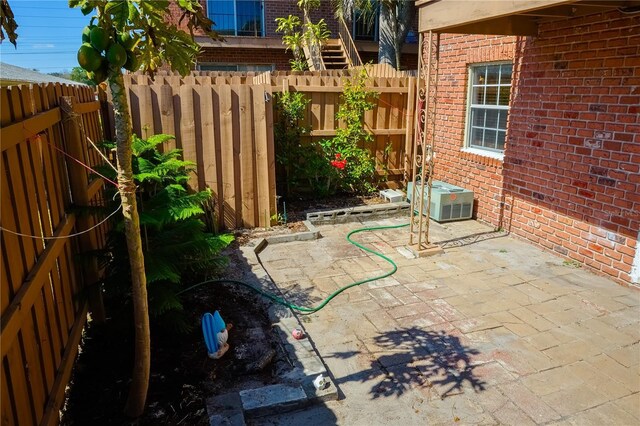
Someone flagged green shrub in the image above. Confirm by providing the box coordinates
[274,91,334,196]
[319,69,379,194]
[98,134,233,332]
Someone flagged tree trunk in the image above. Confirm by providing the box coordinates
[378,4,395,67]
[108,70,151,418]
[395,1,415,70]
[377,0,416,69]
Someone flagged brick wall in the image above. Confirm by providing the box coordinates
[198,47,292,70]
[430,34,517,227]
[428,10,639,286]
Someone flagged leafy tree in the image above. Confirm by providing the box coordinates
[0,0,18,47]
[333,0,416,69]
[69,66,96,86]
[68,0,219,418]
[276,0,331,71]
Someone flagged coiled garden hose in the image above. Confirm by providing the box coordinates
[177,222,410,314]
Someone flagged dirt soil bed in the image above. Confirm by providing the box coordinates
[61,195,384,424]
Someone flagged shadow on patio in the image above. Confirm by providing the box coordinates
[327,327,487,399]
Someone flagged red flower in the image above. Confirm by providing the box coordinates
[330,159,347,170]
[335,153,341,159]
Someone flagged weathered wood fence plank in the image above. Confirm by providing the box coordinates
[1,82,108,426]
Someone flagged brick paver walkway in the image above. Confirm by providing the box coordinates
[256,218,639,425]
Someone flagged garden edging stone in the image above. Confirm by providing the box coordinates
[206,225,337,424]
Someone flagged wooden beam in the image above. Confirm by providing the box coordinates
[0,107,61,152]
[418,0,578,33]
[0,215,76,358]
[273,85,409,94]
[72,100,100,114]
[441,15,539,36]
[309,128,407,137]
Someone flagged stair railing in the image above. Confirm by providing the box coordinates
[338,17,362,67]
[303,15,326,71]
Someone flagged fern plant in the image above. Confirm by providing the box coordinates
[98,134,233,332]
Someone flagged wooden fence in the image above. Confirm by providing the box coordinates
[114,77,277,230]
[1,83,108,426]
[121,70,416,229]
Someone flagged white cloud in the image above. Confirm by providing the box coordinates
[32,43,55,49]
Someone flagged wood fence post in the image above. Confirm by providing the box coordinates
[60,96,106,324]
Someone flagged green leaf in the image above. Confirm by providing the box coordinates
[147,134,176,146]
[105,0,129,29]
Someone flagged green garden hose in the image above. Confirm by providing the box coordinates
[177,222,410,314]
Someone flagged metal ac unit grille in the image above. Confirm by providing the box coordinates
[408,181,474,222]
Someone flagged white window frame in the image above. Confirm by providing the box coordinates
[462,62,512,159]
[207,0,265,37]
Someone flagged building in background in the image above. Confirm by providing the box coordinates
[169,0,418,71]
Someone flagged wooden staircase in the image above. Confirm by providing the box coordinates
[321,39,349,70]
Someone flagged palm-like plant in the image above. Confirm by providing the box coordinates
[98,134,233,333]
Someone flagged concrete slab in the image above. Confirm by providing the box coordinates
[240,384,308,417]
[206,393,245,426]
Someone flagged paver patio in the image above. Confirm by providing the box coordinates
[254,218,640,425]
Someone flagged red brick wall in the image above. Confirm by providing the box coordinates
[428,10,639,286]
[429,34,516,226]
[198,47,292,70]
[506,10,639,285]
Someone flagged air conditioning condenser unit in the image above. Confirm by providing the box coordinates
[407,180,474,222]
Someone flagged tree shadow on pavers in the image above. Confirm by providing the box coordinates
[328,327,486,400]
[278,282,325,308]
[435,230,508,249]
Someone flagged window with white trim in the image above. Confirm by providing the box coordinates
[466,63,512,153]
[207,0,264,37]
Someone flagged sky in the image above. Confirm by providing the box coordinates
[0,0,89,73]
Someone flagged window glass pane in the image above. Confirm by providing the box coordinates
[200,64,238,71]
[471,128,484,148]
[354,9,377,41]
[485,109,499,128]
[472,87,485,104]
[485,86,498,105]
[236,0,262,36]
[486,65,500,84]
[472,108,485,127]
[499,86,510,106]
[473,66,486,85]
[498,111,507,129]
[238,64,273,72]
[497,131,506,150]
[500,64,512,85]
[209,0,235,35]
[484,130,497,149]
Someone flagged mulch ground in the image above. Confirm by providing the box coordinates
[61,194,385,425]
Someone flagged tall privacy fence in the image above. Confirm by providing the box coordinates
[1,83,108,425]
[118,69,417,229]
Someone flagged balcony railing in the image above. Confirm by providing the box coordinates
[338,17,362,67]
